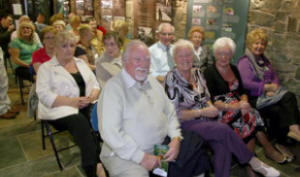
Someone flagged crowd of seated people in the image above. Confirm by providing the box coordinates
[1,9,300,177]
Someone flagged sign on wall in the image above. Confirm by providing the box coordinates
[186,0,249,62]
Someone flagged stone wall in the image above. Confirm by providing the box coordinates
[248,0,300,103]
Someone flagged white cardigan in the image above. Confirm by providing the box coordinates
[36,56,100,120]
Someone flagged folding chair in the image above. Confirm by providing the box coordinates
[41,120,76,171]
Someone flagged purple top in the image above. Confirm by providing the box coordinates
[237,55,280,97]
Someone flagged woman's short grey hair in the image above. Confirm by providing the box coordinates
[157,23,175,33]
[55,30,79,47]
[122,40,148,62]
[212,37,236,55]
[172,39,194,57]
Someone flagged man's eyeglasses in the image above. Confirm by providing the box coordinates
[160,32,174,36]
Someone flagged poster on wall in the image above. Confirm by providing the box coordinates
[134,0,155,33]
[112,0,125,16]
[186,0,249,62]
[156,0,172,22]
[76,0,84,15]
[84,0,94,16]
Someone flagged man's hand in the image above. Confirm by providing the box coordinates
[164,137,180,162]
[140,153,160,171]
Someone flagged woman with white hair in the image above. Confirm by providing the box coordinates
[204,37,287,175]
[164,39,279,177]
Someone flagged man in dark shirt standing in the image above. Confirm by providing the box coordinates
[0,11,14,60]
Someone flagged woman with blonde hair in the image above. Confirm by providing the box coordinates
[69,15,81,36]
[237,28,300,158]
[188,25,213,71]
[75,24,97,70]
[112,19,130,49]
[11,15,42,46]
[36,31,106,177]
[9,21,40,81]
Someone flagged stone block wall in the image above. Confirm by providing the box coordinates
[248,0,300,104]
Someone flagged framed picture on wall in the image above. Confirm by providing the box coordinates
[100,0,125,30]
[76,0,84,15]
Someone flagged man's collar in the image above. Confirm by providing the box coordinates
[158,41,169,50]
[121,69,150,89]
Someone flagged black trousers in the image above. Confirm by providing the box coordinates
[48,112,98,177]
[15,66,32,81]
[259,92,300,142]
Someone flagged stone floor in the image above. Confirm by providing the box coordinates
[0,70,300,177]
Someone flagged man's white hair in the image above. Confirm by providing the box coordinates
[122,40,148,62]
[157,23,175,33]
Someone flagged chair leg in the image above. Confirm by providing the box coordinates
[45,122,64,171]
[18,77,25,105]
[41,121,46,150]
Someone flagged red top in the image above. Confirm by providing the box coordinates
[31,48,51,65]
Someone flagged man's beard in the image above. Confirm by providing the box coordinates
[134,67,149,82]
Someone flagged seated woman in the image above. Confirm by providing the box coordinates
[32,26,57,72]
[95,32,122,88]
[164,39,279,177]
[9,21,40,81]
[203,37,287,167]
[237,28,300,144]
[75,24,97,70]
[88,18,104,57]
[36,31,105,177]
[112,19,130,49]
[52,20,66,32]
[11,15,42,47]
[188,26,213,72]
[27,26,57,118]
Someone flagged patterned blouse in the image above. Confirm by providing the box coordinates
[164,68,211,121]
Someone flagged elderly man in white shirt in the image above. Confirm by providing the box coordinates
[149,23,175,83]
[98,40,183,177]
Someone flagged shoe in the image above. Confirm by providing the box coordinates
[0,111,17,119]
[287,131,300,142]
[265,148,287,164]
[252,161,280,177]
[275,143,295,162]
